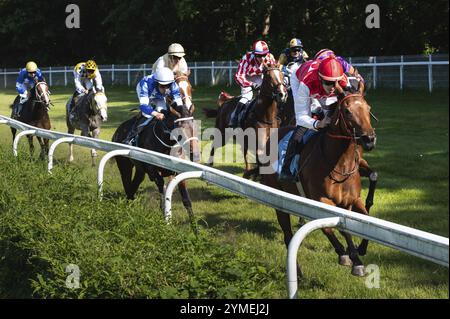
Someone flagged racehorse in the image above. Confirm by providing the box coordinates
[10,81,52,159]
[205,63,288,178]
[112,103,198,222]
[66,90,108,166]
[261,83,377,277]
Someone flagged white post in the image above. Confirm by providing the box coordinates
[372,56,377,89]
[64,66,68,87]
[211,61,215,86]
[49,67,53,86]
[428,54,433,93]
[13,129,36,157]
[194,62,198,86]
[287,217,341,299]
[47,137,75,173]
[111,64,115,83]
[4,68,6,88]
[144,63,147,74]
[164,171,204,223]
[98,150,131,200]
[127,64,131,86]
[400,55,404,90]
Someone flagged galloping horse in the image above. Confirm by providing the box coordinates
[112,103,197,220]
[262,84,377,277]
[66,90,108,166]
[205,63,288,178]
[10,81,52,159]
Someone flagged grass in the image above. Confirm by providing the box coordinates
[0,85,448,299]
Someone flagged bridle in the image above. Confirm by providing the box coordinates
[33,82,52,107]
[256,67,287,126]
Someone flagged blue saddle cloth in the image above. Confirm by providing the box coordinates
[272,129,318,176]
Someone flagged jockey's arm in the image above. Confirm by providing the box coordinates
[170,82,183,107]
[234,55,253,88]
[73,69,87,94]
[178,58,189,76]
[94,71,105,93]
[293,82,318,130]
[302,50,309,61]
[15,71,27,95]
[36,69,45,82]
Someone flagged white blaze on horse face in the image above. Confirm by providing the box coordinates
[178,80,192,109]
[273,70,288,102]
[37,82,50,105]
[95,93,108,121]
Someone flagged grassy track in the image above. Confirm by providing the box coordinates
[0,85,448,298]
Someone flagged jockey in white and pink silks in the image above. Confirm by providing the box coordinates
[230,40,276,127]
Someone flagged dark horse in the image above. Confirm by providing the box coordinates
[66,90,108,166]
[205,63,288,178]
[262,84,377,277]
[10,81,52,159]
[112,103,197,220]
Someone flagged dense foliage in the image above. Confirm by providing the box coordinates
[0,0,448,67]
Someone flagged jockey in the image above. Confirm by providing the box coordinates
[314,49,364,85]
[13,61,45,117]
[152,43,189,76]
[278,38,309,76]
[279,56,348,181]
[69,60,104,119]
[124,67,183,145]
[231,40,276,127]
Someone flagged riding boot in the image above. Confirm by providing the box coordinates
[123,115,146,145]
[13,101,25,119]
[69,92,80,122]
[279,126,308,182]
[230,101,246,128]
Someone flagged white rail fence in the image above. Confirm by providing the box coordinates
[0,114,448,298]
[1,54,448,92]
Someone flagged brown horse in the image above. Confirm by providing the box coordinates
[262,85,376,277]
[10,82,52,159]
[205,64,288,178]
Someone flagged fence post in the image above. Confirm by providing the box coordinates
[127,64,131,86]
[400,55,404,90]
[64,66,68,87]
[111,64,115,84]
[229,61,233,86]
[372,56,377,89]
[194,62,198,86]
[428,54,433,93]
[144,63,147,74]
[211,61,215,86]
[49,66,53,86]
[4,68,6,89]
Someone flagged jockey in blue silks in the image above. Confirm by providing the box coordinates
[124,67,183,145]
[13,61,46,117]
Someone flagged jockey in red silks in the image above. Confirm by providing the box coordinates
[230,40,276,127]
[279,56,348,181]
[314,48,365,86]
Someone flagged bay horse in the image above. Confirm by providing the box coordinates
[112,103,197,222]
[262,84,377,277]
[10,81,52,159]
[66,90,108,166]
[205,63,288,178]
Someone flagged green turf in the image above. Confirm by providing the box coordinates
[0,85,448,298]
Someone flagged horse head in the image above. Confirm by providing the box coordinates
[331,84,376,151]
[175,72,194,114]
[92,91,108,122]
[34,82,51,108]
[168,103,199,162]
[262,62,288,104]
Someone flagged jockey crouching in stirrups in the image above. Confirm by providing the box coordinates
[279,56,348,182]
[123,67,183,145]
[231,40,276,128]
[13,61,46,118]
[69,60,105,122]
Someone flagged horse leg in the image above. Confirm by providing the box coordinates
[152,172,165,211]
[276,209,303,277]
[36,136,46,160]
[339,230,366,277]
[90,128,100,167]
[67,127,75,162]
[128,166,146,199]
[11,127,17,145]
[352,198,370,256]
[178,180,198,234]
[27,135,35,157]
[116,156,135,199]
[359,158,378,213]
[318,198,350,267]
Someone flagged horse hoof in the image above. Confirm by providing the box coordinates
[339,255,353,267]
[351,265,366,277]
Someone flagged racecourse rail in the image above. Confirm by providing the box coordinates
[1,115,448,298]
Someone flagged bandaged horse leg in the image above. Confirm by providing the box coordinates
[90,128,100,167]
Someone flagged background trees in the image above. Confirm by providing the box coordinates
[0,0,448,67]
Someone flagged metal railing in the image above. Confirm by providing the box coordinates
[0,114,448,298]
[1,54,448,91]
